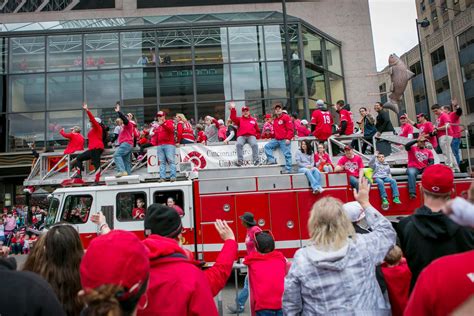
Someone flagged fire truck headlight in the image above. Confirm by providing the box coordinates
[287,221,295,229]
[223,204,230,212]
[258,219,265,227]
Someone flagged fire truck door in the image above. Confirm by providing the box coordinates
[111,188,150,240]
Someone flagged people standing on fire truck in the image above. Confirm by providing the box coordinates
[59,126,84,155]
[296,140,324,194]
[311,99,334,142]
[334,145,364,191]
[176,113,195,144]
[228,212,262,314]
[396,164,474,291]
[230,102,261,166]
[261,114,274,139]
[264,102,294,174]
[432,103,459,171]
[72,103,103,183]
[398,115,414,139]
[204,115,220,143]
[113,103,137,177]
[333,100,354,137]
[150,111,176,182]
[442,98,462,166]
[356,107,376,154]
[406,113,438,151]
[405,136,434,200]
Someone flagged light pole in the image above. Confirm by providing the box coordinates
[282,0,295,113]
[416,18,430,114]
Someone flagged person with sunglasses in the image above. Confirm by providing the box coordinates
[229,102,261,166]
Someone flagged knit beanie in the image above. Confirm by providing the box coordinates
[144,204,182,238]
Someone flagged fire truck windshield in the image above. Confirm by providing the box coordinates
[45,197,60,228]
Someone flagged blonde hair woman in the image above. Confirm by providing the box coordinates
[175,113,195,144]
[283,178,396,315]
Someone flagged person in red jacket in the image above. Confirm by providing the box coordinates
[311,100,334,141]
[443,98,462,166]
[113,103,137,177]
[196,124,207,144]
[150,111,176,182]
[264,102,294,173]
[398,115,414,139]
[432,103,458,171]
[261,114,274,139]
[59,126,84,155]
[381,245,412,316]
[176,113,195,144]
[72,103,103,182]
[334,100,354,136]
[230,102,261,166]
[244,231,287,316]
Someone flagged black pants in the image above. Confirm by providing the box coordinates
[139,143,153,156]
[73,148,103,171]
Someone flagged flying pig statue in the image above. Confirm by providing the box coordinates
[383,54,415,113]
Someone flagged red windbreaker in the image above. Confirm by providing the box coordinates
[151,120,175,146]
[244,251,287,313]
[177,121,195,143]
[85,110,104,150]
[139,235,218,316]
[272,113,293,140]
[59,130,84,154]
[230,108,260,137]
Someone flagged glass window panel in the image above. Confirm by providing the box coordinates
[47,110,83,148]
[119,105,157,128]
[228,26,264,62]
[264,25,285,61]
[158,30,192,66]
[0,114,5,152]
[228,99,265,120]
[302,28,322,67]
[85,33,119,69]
[48,72,83,110]
[306,66,326,106]
[10,36,45,73]
[10,74,45,112]
[1,38,7,74]
[193,28,229,64]
[8,112,45,152]
[289,60,305,97]
[159,66,193,103]
[48,35,83,72]
[266,61,287,99]
[325,41,342,75]
[121,31,157,68]
[160,103,195,124]
[85,70,120,107]
[195,64,231,101]
[122,68,157,106]
[196,102,225,122]
[0,75,6,112]
[328,73,345,104]
[231,63,265,100]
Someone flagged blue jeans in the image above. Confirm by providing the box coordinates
[264,139,292,171]
[349,176,359,191]
[114,142,132,174]
[157,144,176,179]
[298,168,322,191]
[407,167,421,195]
[451,137,461,166]
[374,177,399,199]
[237,275,249,308]
[256,310,283,316]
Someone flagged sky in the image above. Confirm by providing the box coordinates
[368,0,419,71]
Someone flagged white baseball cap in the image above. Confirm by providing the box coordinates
[342,201,365,222]
[316,99,325,106]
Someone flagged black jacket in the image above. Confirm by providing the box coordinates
[0,258,66,316]
[396,206,474,290]
[375,110,394,134]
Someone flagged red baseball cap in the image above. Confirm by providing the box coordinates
[273,102,283,109]
[80,230,149,296]
[242,106,250,111]
[399,114,407,119]
[421,164,454,194]
[156,111,165,117]
[344,145,353,151]
[264,114,272,119]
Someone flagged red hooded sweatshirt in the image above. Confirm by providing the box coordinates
[230,108,260,137]
[85,110,104,150]
[139,235,218,316]
[272,113,294,140]
[381,258,412,316]
[244,250,287,313]
[151,120,175,146]
[59,130,84,154]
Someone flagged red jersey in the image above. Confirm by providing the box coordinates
[272,113,293,140]
[448,111,461,138]
[407,146,433,169]
[311,109,333,141]
[177,121,195,143]
[337,155,364,178]
[60,130,85,154]
[399,123,414,138]
[435,112,452,137]
[314,153,333,167]
[132,207,145,220]
[245,226,262,255]
[339,109,354,135]
[416,122,438,149]
[197,131,207,144]
[381,258,412,316]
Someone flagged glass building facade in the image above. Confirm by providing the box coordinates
[0,12,345,152]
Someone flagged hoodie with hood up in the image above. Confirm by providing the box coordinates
[396,205,474,290]
[138,235,218,316]
[283,206,396,315]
